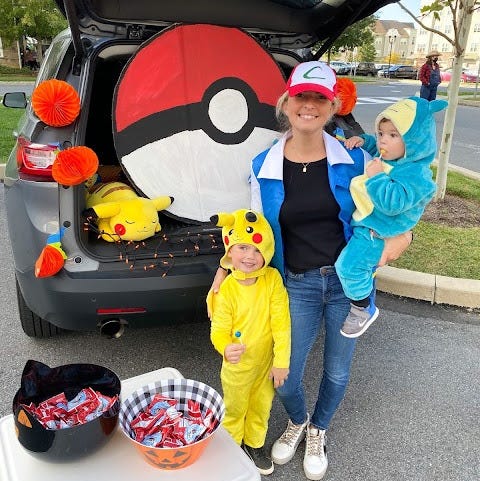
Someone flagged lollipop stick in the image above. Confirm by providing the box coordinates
[234,331,243,345]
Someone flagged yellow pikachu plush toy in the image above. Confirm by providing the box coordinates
[85,182,173,242]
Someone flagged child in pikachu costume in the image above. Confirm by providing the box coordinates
[336,96,448,338]
[208,209,290,475]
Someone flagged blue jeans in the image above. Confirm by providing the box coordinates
[420,83,438,101]
[276,266,356,431]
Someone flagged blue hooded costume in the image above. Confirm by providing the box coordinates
[335,96,448,301]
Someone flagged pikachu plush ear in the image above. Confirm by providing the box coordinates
[90,202,122,219]
[152,196,174,212]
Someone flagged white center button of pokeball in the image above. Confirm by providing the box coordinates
[208,89,248,133]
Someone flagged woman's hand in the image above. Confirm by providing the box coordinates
[206,267,228,319]
[269,367,289,388]
[378,231,413,267]
[212,267,228,293]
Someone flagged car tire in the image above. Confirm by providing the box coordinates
[16,279,62,337]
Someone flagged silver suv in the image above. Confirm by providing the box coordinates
[3,0,389,338]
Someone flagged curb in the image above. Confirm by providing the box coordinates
[376,266,480,309]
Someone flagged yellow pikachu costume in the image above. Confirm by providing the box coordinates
[208,209,290,448]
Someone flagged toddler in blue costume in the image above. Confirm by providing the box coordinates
[336,96,448,338]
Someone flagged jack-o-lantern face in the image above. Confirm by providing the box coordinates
[113,23,286,223]
[119,379,225,471]
[143,448,192,469]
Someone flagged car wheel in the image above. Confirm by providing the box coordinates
[16,279,62,337]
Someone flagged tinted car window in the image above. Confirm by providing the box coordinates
[35,30,72,84]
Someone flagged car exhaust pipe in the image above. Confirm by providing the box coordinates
[99,319,127,339]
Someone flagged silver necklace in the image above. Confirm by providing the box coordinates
[301,162,311,173]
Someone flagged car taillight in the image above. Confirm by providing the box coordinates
[16,137,59,180]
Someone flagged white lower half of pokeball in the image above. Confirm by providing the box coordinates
[121,127,280,223]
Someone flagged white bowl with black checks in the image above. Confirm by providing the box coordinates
[119,378,225,469]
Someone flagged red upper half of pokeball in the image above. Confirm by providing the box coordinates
[114,24,287,132]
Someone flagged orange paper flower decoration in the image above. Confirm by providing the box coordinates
[35,245,66,278]
[336,78,358,116]
[31,79,81,127]
[52,146,99,186]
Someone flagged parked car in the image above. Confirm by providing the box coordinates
[355,62,377,76]
[380,65,418,79]
[441,68,479,83]
[375,63,390,72]
[329,61,351,75]
[464,70,479,83]
[2,0,391,338]
[378,65,396,77]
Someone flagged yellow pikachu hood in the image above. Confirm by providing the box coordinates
[210,209,274,280]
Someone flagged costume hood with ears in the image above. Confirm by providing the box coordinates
[374,96,448,166]
[210,209,274,280]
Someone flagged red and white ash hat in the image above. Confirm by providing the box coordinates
[286,61,338,100]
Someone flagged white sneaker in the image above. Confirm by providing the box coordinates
[271,414,309,465]
[303,425,328,480]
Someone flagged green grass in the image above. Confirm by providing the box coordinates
[391,221,480,279]
[390,166,480,279]
[0,65,37,82]
[1,101,479,280]
[0,105,24,163]
[432,167,480,202]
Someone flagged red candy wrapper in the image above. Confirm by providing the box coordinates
[130,397,214,448]
[21,388,118,430]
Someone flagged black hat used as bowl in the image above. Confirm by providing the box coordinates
[12,360,121,462]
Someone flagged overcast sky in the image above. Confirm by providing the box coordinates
[377,0,421,22]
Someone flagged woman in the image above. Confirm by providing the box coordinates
[210,61,411,479]
[419,50,441,101]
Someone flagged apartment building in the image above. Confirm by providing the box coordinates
[373,20,417,65]
[414,1,480,72]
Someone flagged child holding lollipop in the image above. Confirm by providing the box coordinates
[336,96,447,338]
[207,209,290,476]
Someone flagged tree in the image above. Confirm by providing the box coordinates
[398,0,479,201]
[0,0,66,63]
[330,15,376,60]
[313,15,377,62]
[383,52,401,65]
[359,43,377,62]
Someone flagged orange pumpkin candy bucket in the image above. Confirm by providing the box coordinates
[119,379,225,470]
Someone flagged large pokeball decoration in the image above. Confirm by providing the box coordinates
[113,24,286,223]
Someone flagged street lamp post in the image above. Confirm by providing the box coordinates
[387,33,397,78]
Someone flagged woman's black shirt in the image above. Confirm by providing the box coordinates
[280,157,346,273]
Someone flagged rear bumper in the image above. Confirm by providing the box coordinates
[16,261,218,331]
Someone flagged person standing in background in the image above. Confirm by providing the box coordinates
[419,51,441,101]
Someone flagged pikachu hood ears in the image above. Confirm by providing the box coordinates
[210,209,274,280]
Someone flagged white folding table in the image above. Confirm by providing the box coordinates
[0,367,260,481]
